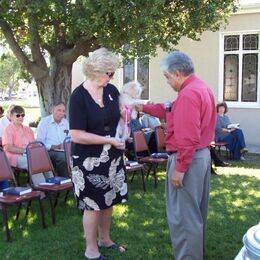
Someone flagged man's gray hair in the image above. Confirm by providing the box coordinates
[160,51,194,76]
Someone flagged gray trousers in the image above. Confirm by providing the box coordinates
[166,148,211,260]
[48,151,69,177]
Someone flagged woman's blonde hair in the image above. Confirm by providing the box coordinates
[82,48,120,80]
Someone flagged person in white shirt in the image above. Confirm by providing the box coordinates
[37,102,70,177]
[0,104,16,138]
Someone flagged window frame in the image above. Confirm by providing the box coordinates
[219,31,260,108]
[121,58,150,101]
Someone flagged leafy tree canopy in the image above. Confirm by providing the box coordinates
[0,0,237,115]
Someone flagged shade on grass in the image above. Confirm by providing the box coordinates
[1,152,259,259]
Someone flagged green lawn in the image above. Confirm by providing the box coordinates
[1,153,259,259]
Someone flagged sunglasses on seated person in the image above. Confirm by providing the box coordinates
[15,113,25,118]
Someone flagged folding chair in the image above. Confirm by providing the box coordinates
[132,131,167,187]
[126,163,146,192]
[213,141,230,159]
[0,147,46,241]
[26,141,73,224]
[154,126,166,152]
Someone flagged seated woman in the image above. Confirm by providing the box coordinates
[215,102,248,160]
[1,105,49,184]
[2,105,35,169]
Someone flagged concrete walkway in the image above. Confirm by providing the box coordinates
[247,144,260,154]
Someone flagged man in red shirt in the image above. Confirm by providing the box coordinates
[138,51,216,259]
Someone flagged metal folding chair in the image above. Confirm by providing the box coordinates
[0,147,46,241]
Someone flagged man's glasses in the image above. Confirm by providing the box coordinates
[106,72,115,78]
[15,113,25,118]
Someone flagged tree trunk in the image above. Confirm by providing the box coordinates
[35,60,72,117]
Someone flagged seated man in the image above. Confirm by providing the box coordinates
[37,102,70,177]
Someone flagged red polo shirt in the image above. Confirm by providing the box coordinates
[143,74,216,172]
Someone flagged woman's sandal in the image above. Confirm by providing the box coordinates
[85,253,107,260]
[99,243,127,253]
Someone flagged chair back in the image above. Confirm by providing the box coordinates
[0,147,16,183]
[63,136,72,175]
[132,131,150,154]
[155,126,166,152]
[26,141,54,175]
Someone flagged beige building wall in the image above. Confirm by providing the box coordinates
[148,10,260,147]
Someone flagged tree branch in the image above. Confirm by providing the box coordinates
[0,20,47,80]
[28,14,48,70]
[57,36,98,64]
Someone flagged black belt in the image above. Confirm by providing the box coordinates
[167,151,177,155]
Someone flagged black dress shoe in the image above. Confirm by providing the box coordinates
[215,161,230,167]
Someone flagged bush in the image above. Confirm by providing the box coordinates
[29,117,41,127]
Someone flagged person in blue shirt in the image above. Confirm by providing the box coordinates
[215,102,248,160]
[37,102,70,176]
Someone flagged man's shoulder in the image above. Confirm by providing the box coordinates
[38,115,52,126]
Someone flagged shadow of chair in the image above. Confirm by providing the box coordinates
[132,131,167,188]
[26,141,73,225]
[0,147,46,241]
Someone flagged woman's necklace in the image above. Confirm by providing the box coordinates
[83,81,103,104]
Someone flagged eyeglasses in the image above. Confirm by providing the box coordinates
[15,113,25,118]
[106,72,115,78]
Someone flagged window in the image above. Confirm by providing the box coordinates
[222,33,259,105]
[123,58,149,100]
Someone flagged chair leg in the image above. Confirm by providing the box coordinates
[16,204,22,220]
[146,164,152,179]
[2,205,11,242]
[64,190,70,203]
[130,172,135,182]
[25,200,32,217]
[54,193,60,208]
[152,165,158,188]
[140,169,146,192]
[48,194,56,225]
[38,198,47,229]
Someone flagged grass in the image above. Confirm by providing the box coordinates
[0,152,259,260]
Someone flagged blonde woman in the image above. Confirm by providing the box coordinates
[69,48,127,260]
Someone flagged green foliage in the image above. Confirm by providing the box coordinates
[0,52,31,95]
[0,0,237,59]
[28,116,41,127]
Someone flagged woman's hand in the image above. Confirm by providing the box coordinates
[109,137,125,150]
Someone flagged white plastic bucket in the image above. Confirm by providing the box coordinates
[242,223,260,260]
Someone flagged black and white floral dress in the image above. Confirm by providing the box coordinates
[69,83,128,210]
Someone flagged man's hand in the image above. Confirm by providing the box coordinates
[171,170,185,188]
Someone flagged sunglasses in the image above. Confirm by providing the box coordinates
[106,72,115,78]
[15,113,25,118]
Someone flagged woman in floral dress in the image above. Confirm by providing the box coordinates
[69,48,127,260]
